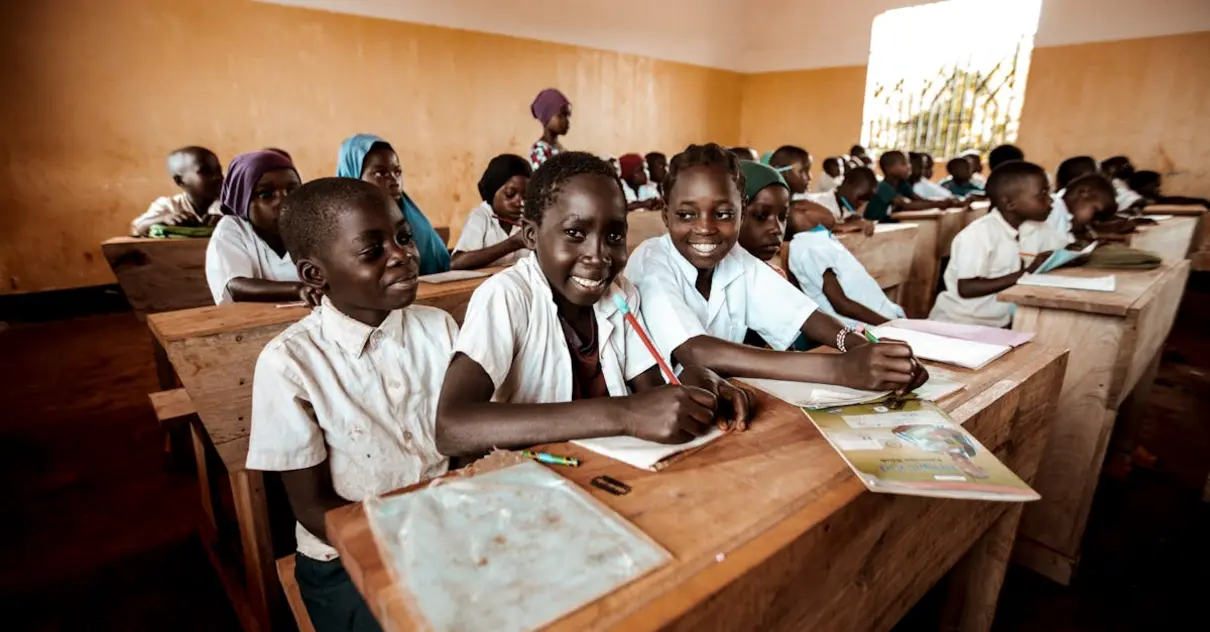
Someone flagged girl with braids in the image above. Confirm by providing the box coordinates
[624,143,929,393]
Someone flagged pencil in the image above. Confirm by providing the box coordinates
[612,295,680,385]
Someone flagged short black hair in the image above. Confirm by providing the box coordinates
[988,144,1025,171]
[1100,155,1134,178]
[1066,173,1116,200]
[645,151,667,163]
[850,144,867,156]
[822,156,841,170]
[946,157,972,175]
[986,160,1046,209]
[523,151,623,224]
[666,143,745,203]
[727,146,756,160]
[1055,156,1097,191]
[166,146,216,176]
[769,145,809,168]
[280,177,395,261]
[843,166,877,190]
[1128,169,1162,192]
[878,150,907,171]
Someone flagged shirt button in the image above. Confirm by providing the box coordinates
[403,431,414,442]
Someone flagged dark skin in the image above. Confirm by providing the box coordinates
[279,193,423,542]
[450,174,530,270]
[823,159,843,179]
[884,156,963,213]
[133,151,224,235]
[1066,187,1127,246]
[436,174,754,457]
[647,155,669,193]
[624,164,664,212]
[965,154,984,178]
[541,103,571,148]
[957,173,1054,299]
[777,157,813,195]
[739,185,790,262]
[828,178,878,235]
[663,165,928,393]
[225,169,321,305]
[822,270,891,325]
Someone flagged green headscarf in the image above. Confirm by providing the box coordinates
[740,160,789,201]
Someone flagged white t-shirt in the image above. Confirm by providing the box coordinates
[787,228,905,328]
[452,201,529,267]
[1113,178,1143,211]
[454,255,657,402]
[623,182,660,203]
[815,172,843,193]
[204,215,300,305]
[131,192,221,236]
[1047,190,1076,244]
[624,235,818,364]
[804,191,849,221]
[246,300,456,560]
[913,179,955,201]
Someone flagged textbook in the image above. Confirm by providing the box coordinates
[803,395,1039,501]
[1034,241,1096,274]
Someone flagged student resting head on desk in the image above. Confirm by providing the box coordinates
[941,156,985,199]
[205,150,314,305]
[435,151,752,457]
[765,145,812,200]
[1054,155,1097,193]
[450,153,532,270]
[247,177,459,632]
[865,150,962,222]
[619,152,664,212]
[929,161,1069,327]
[336,134,451,275]
[1128,169,1210,209]
[624,142,928,392]
[909,152,959,201]
[1047,172,1116,245]
[132,146,225,237]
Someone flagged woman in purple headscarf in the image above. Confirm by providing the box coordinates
[205,150,316,305]
[528,88,571,170]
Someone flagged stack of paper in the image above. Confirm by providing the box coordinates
[870,325,1011,370]
[1018,274,1117,292]
[572,429,725,472]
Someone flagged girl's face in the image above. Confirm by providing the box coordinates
[663,165,741,270]
[1067,189,1115,226]
[248,168,301,236]
[547,104,572,136]
[361,146,404,200]
[491,175,528,221]
[739,186,789,262]
[522,174,627,307]
[783,160,811,194]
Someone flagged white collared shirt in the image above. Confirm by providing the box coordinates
[452,201,529,267]
[454,255,656,401]
[804,191,848,220]
[787,228,905,328]
[1113,178,1143,210]
[930,210,1025,327]
[204,215,299,305]
[623,182,660,203]
[815,172,842,193]
[246,300,456,560]
[624,235,817,363]
[913,179,955,201]
[1047,190,1076,244]
[131,192,222,236]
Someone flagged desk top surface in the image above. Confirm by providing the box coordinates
[998,260,1189,317]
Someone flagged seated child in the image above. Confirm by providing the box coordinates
[451,154,532,269]
[247,177,458,632]
[619,153,663,211]
[909,152,959,201]
[205,150,311,305]
[625,143,928,393]
[930,161,1068,327]
[987,144,1025,172]
[959,149,987,187]
[865,150,961,221]
[728,146,761,162]
[1128,170,1210,209]
[737,161,791,267]
[802,167,878,234]
[436,152,752,455]
[816,157,845,193]
[1054,155,1097,192]
[1057,173,1121,245]
[131,146,224,237]
[646,151,669,197]
[337,134,451,274]
[846,144,874,170]
[766,145,813,200]
[941,157,985,198]
[1100,156,1145,211]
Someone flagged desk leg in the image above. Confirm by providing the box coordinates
[940,503,1024,632]
[903,221,940,318]
[232,469,277,632]
[152,333,178,391]
[192,422,218,536]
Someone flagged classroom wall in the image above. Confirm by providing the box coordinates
[738,66,869,163]
[0,0,741,295]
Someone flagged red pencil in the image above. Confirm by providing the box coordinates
[612,295,680,385]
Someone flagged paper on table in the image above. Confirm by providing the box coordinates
[572,428,725,472]
[1146,214,1173,221]
[738,374,965,409]
[1018,273,1117,292]
[419,269,490,284]
[1034,241,1097,274]
[870,326,1011,370]
[912,375,965,401]
[885,318,1034,348]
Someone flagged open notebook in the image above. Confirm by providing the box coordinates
[572,430,724,472]
[1018,273,1117,292]
[1034,241,1096,274]
[870,325,1012,370]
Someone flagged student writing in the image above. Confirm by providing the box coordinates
[131,146,224,237]
[450,154,532,269]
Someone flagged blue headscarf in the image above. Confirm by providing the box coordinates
[336,134,451,275]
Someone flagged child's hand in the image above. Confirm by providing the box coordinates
[677,366,756,431]
[298,285,324,307]
[622,385,717,444]
[837,341,916,391]
[1025,251,1052,273]
[860,219,876,236]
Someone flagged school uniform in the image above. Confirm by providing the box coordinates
[941,179,985,198]
[815,172,843,193]
[929,210,1065,327]
[451,202,529,266]
[803,191,852,221]
[1113,178,1143,211]
[787,227,905,327]
[624,235,818,364]
[247,299,456,632]
[204,215,300,305]
[454,255,656,401]
[623,182,660,204]
[1046,190,1076,244]
[913,178,954,201]
[130,192,221,236]
[864,179,915,221]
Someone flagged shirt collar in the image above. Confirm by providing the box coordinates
[517,255,621,320]
[658,234,745,292]
[319,297,404,357]
[987,209,1019,238]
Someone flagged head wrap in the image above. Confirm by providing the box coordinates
[477,154,532,203]
[336,133,389,180]
[530,88,570,126]
[740,160,789,201]
[220,150,297,219]
[618,153,646,179]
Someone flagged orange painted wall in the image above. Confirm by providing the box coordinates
[738,66,868,167]
[0,0,741,294]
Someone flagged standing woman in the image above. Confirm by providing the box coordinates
[336,133,451,275]
[528,88,571,170]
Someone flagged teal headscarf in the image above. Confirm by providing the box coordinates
[336,134,451,275]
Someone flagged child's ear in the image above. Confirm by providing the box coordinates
[296,258,327,292]
[520,218,539,251]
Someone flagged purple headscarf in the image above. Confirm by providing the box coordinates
[220,150,298,219]
[530,88,570,126]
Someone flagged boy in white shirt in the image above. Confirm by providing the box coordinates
[800,167,878,235]
[766,145,813,201]
[1100,156,1145,211]
[247,178,458,632]
[131,146,224,237]
[451,153,531,269]
[930,161,1068,327]
[437,152,752,456]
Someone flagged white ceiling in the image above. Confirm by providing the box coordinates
[258,0,1210,73]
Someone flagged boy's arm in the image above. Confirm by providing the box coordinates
[279,462,349,543]
[956,253,1048,298]
[821,270,890,325]
[450,231,525,270]
[226,278,316,304]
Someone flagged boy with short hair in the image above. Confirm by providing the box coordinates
[1128,170,1210,209]
[1100,156,1146,211]
[766,145,812,199]
[847,144,873,170]
[987,144,1025,172]
[816,157,844,193]
[131,146,224,236]
[930,161,1068,327]
[941,157,985,198]
[909,152,958,201]
[802,167,877,234]
[864,150,960,222]
[959,149,986,186]
[247,177,458,632]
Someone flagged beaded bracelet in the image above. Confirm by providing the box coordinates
[836,326,859,353]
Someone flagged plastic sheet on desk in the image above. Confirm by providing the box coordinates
[363,461,671,632]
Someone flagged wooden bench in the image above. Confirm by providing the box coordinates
[276,556,317,632]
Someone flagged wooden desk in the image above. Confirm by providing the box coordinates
[834,223,919,302]
[966,200,990,226]
[1125,216,1197,264]
[890,208,965,318]
[102,236,213,317]
[999,261,1190,585]
[1142,205,1207,270]
[147,266,504,632]
[327,344,1068,632]
[627,211,667,253]
[434,225,450,245]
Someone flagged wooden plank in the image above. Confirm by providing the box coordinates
[626,212,667,253]
[997,262,1183,317]
[192,421,219,538]
[935,208,966,258]
[1126,216,1197,264]
[232,469,278,632]
[891,215,941,318]
[327,345,1067,632]
[965,200,991,226]
[101,237,213,315]
[1142,206,1207,271]
[834,223,919,292]
[148,387,195,423]
[276,556,318,632]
